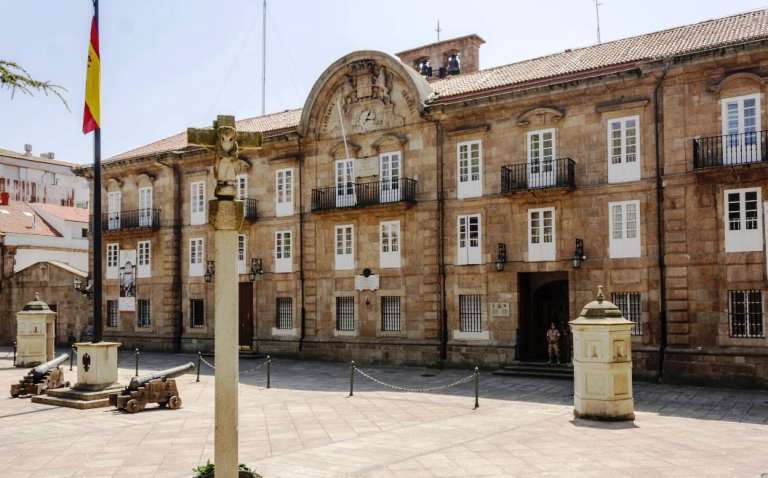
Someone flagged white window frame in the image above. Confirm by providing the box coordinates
[608,200,641,258]
[607,116,641,183]
[137,240,151,278]
[721,94,762,165]
[379,220,401,268]
[335,159,356,208]
[138,187,153,227]
[236,174,248,201]
[106,243,119,279]
[275,168,294,217]
[527,128,556,188]
[189,237,204,277]
[457,140,482,199]
[107,191,121,230]
[334,224,355,271]
[190,181,206,225]
[724,187,764,252]
[380,152,402,203]
[457,214,482,265]
[237,234,247,275]
[528,207,556,261]
[275,230,293,273]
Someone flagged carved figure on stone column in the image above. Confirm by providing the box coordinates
[374,68,390,104]
[547,322,561,364]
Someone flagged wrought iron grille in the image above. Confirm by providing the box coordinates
[728,290,764,338]
[311,178,417,211]
[611,292,642,336]
[106,300,119,328]
[190,299,205,329]
[501,158,575,193]
[101,208,160,231]
[381,296,401,332]
[336,296,355,331]
[276,297,293,330]
[244,198,258,220]
[459,295,482,333]
[693,130,768,169]
[137,299,151,328]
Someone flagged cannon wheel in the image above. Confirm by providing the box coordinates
[126,399,142,413]
[168,395,182,410]
[158,400,168,408]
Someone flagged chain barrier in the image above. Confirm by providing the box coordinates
[354,367,475,393]
[197,354,271,384]
[199,356,216,370]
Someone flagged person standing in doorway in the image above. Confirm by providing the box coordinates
[546,322,561,365]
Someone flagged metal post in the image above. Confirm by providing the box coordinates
[12,340,17,366]
[349,360,355,397]
[69,346,74,371]
[474,366,480,409]
[134,347,140,377]
[196,351,201,383]
[266,355,271,389]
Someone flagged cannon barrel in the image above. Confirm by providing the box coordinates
[127,362,195,391]
[31,354,69,381]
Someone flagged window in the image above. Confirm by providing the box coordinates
[106,300,119,328]
[528,207,555,261]
[729,290,764,338]
[275,230,292,273]
[276,169,293,216]
[336,296,355,331]
[190,299,205,328]
[607,116,640,183]
[137,299,151,328]
[457,140,482,198]
[381,296,401,332]
[380,220,401,268]
[335,159,356,208]
[107,191,121,230]
[457,214,481,265]
[236,174,248,201]
[527,129,556,188]
[459,295,482,333]
[334,225,354,270]
[137,240,151,278]
[237,235,247,274]
[380,152,401,203]
[608,200,641,258]
[138,187,153,227]
[724,188,763,252]
[189,238,204,277]
[106,243,119,279]
[190,181,206,225]
[612,292,642,336]
[721,94,762,165]
[276,298,293,330]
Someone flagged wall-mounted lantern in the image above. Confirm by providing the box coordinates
[73,275,93,297]
[572,238,587,269]
[204,260,215,283]
[249,258,264,282]
[495,243,507,272]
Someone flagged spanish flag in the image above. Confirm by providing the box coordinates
[83,13,100,134]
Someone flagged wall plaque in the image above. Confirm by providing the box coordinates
[490,302,510,317]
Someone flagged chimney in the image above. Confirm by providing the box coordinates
[396,34,485,81]
[40,152,55,160]
[24,144,32,156]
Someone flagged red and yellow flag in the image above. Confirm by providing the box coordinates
[83,14,100,134]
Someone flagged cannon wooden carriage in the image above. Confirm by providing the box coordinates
[109,362,195,413]
[10,353,70,397]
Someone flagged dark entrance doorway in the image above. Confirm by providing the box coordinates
[238,282,254,348]
[518,272,571,362]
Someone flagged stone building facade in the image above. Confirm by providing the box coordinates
[77,11,768,387]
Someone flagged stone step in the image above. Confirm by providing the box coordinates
[31,394,111,409]
[493,362,574,380]
[45,385,122,401]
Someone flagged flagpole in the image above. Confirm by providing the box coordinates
[92,0,103,343]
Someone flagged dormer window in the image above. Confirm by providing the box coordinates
[416,58,432,77]
[446,52,461,75]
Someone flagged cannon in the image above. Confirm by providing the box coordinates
[10,353,70,398]
[109,362,195,413]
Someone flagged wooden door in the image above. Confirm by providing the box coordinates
[238,282,254,348]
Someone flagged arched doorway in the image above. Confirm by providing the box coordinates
[518,274,571,362]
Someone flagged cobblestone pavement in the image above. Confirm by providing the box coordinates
[1,347,767,477]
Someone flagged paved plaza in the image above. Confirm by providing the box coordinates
[1,347,767,477]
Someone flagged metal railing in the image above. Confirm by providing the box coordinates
[693,130,768,169]
[102,208,160,231]
[311,178,417,211]
[501,158,575,193]
[243,198,258,220]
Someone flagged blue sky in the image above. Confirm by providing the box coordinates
[1,0,766,164]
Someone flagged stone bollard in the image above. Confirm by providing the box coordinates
[569,286,635,421]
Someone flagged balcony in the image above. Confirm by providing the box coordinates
[244,198,258,220]
[501,158,575,193]
[102,208,160,232]
[311,178,417,212]
[693,130,768,169]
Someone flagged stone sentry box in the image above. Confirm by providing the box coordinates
[570,286,635,421]
[15,293,57,367]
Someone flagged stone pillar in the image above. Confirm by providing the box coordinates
[569,286,635,421]
[73,341,121,391]
[211,199,243,478]
[15,294,57,367]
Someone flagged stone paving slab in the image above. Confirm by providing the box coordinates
[0,347,767,477]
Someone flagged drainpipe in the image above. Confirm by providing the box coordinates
[654,63,670,381]
[436,122,448,361]
[157,154,184,352]
[298,140,307,352]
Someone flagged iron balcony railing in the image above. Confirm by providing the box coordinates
[311,178,417,212]
[102,208,160,231]
[693,130,768,169]
[243,198,258,220]
[501,157,575,193]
